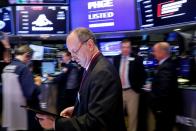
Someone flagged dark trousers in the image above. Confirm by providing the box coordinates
[137,93,148,131]
[152,108,175,131]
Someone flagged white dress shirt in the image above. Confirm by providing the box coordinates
[119,56,131,89]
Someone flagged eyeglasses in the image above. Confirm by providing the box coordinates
[71,38,91,56]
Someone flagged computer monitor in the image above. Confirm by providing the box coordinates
[43,46,57,60]
[0,6,14,34]
[15,5,69,35]
[137,0,196,29]
[70,0,137,33]
[41,61,55,76]
[30,44,44,60]
[99,41,121,56]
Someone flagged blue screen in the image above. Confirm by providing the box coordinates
[70,0,137,33]
[0,7,13,34]
[179,58,190,78]
[99,41,121,56]
[42,62,55,75]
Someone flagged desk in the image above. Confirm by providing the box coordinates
[176,85,196,131]
[39,81,57,114]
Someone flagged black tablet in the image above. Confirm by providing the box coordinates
[20,105,62,118]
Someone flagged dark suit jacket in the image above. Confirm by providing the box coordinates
[113,54,146,93]
[52,62,81,113]
[53,62,81,91]
[150,57,178,111]
[55,54,126,131]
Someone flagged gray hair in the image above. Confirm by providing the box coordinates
[70,27,97,45]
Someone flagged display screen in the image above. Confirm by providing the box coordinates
[0,7,13,34]
[70,0,137,33]
[42,61,55,75]
[16,6,68,35]
[143,58,158,67]
[137,0,196,28]
[179,58,190,78]
[166,32,178,41]
[30,44,44,60]
[43,46,57,60]
[178,56,196,85]
[99,41,121,56]
[9,0,67,4]
[138,45,158,67]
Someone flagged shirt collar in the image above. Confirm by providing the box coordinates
[159,56,169,65]
[65,60,71,64]
[86,52,100,71]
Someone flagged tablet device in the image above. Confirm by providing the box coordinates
[20,105,62,118]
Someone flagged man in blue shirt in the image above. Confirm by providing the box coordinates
[2,44,42,131]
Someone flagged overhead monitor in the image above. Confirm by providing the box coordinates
[137,0,196,29]
[16,6,69,35]
[70,0,137,33]
[0,7,14,34]
[9,0,67,4]
[99,41,121,56]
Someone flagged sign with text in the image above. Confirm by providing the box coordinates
[71,0,137,33]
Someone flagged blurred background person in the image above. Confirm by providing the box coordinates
[48,49,81,114]
[0,32,11,127]
[113,39,146,131]
[2,44,42,131]
[0,32,11,64]
[149,42,178,131]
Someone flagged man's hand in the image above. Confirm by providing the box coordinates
[60,106,74,118]
[34,76,42,86]
[36,114,55,130]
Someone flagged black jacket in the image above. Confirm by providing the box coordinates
[53,62,81,92]
[150,57,178,111]
[113,54,146,93]
[55,54,126,131]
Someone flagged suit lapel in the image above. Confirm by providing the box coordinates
[116,55,121,73]
[156,57,171,75]
[79,53,102,92]
[73,53,102,116]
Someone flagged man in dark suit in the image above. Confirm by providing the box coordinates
[150,42,178,131]
[36,27,126,131]
[113,39,146,131]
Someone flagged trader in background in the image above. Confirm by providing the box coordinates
[113,39,146,131]
[36,27,126,131]
[49,49,81,114]
[2,45,42,131]
[150,42,178,131]
[0,32,11,126]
